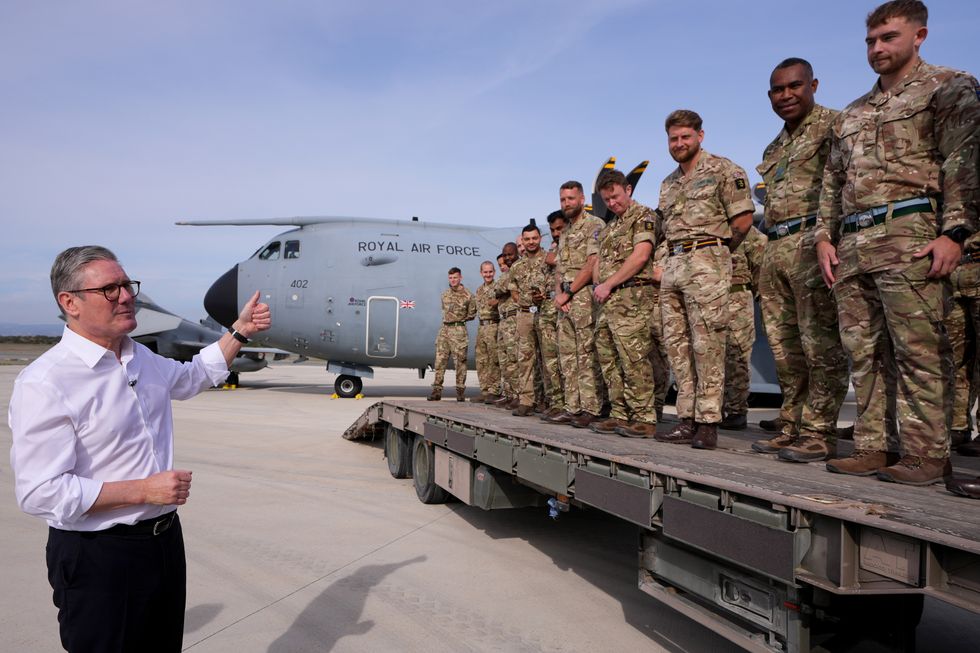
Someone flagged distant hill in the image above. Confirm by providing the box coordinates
[0,323,63,337]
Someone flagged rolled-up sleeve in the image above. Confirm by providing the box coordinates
[9,380,103,525]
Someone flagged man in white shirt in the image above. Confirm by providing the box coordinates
[9,245,271,652]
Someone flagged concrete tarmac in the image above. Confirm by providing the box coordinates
[2,360,978,652]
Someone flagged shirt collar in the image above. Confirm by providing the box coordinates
[60,325,132,369]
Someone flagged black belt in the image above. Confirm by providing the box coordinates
[98,512,176,538]
[730,283,751,293]
[669,238,729,256]
[618,278,656,290]
[841,197,934,234]
[479,318,500,325]
[443,321,466,327]
[500,309,518,319]
[517,306,538,313]
[766,214,817,241]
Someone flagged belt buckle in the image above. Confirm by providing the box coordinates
[776,224,790,237]
[672,243,684,255]
[529,306,538,314]
[152,515,171,536]
[857,211,874,229]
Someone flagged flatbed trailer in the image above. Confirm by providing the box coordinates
[344,400,980,652]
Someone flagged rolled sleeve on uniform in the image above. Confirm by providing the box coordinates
[722,172,756,219]
[10,380,103,525]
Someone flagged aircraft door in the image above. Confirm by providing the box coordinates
[366,296,398,358]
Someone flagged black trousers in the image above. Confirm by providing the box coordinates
[46,514,186,652]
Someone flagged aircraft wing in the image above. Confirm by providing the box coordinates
[177,216,376,227]
[130,307,184,337]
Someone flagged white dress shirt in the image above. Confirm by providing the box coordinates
[9,326,229,531]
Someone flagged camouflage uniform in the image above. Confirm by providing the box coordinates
[495,270,519,399]
[594,202,660,424]
[536,248,563,409]
[659,151,756,424]
[814,60,980,460]
[432,285,477,393]
[757,104,849,439]
[650,242,671,415]
[556,212,606,415]
[509,249,549,407]
[948,235,980,435]
[723,226,767,419]
[475,280,501,397]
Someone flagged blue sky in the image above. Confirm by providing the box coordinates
[2,0,978,325]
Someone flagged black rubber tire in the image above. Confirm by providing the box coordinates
[385,424,413,479]
[225,371,240,386]
[412,436,449,504]
[335,375,362,398]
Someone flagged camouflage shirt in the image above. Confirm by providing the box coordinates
[494,269,517,315]
[757,104,838,226]
[815,59,980,245]
[731,225,767,287]
[440,285,476,323]
[475,280,500,321]
[556,212,605,283]
[659,150,756,243]
[596,201,659,284]
[508,249,549,308]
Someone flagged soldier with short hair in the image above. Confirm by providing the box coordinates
[537,211,567,418]
[589,169,661,438]
[815,0,979,485]
[509,224,549,416]
[474,260,502,403]
[752,57,850,461]
[548,181,607,428]
[654,110,756,450]
[492,243,521,409]
[428,267,477,402]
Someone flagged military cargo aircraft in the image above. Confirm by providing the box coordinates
[181,158,779,398]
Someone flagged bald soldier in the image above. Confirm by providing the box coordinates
[654,110,756,450]
[752,57,850,461]
[815,0,979,485]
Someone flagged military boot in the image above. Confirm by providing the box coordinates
[512,404,534,417]
[877,456,951,486]
[950,429,971,448]
[456,388,466,402]
[957,439,980,457]
[570,412,599,429]
[656,418,696,444]
[718,413,747,430]
[545,410,576,424]
[778,436,836,463]
[751,432,798,454]
[427,388,442,401]
[691,423,718,450]
[826,449,899,476]
[483,393,502,404]
[759,417,786,433]
[590,417,628,433]
[946,475,980,499]
[506,398,521,410]
[492,395,511,407]
[616,421,658,439]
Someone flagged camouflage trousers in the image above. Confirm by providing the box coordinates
[537,302,563,408]
[557,290,604,415]
[661,246,732,424]
[497,313,519,398]
[723,288,755,417]
[516,311,543,406]
[834,256,953,459]
[649,287,670,414]
[949,262,980,432]
[476,321,500,395]
[432,325,468,391]
[594,286,657,424]
[759,232,848,438]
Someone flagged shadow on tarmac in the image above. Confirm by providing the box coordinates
[184,602,224,634]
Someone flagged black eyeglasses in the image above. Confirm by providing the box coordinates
[68,281,141,301]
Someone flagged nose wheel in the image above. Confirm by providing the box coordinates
[335,374,363,398]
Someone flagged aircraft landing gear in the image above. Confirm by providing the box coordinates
[223,371,240,388]
[335,374,363,398]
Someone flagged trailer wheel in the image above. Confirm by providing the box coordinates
[385,424,413,479]
[412,436,449,504]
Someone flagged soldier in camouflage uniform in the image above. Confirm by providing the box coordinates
[549,181,607,428]
[649,240,670,419]
[509,224,549,416]
[589,169,660,438]
[721,225,767,429]
[493,243,521,409]
[654,110,757,450]
[948,233,980,455]
[815,0,979,485]
[475,260,502,403]
[428,267,477,401]
[537,212,567,418]
[753,58,851,462]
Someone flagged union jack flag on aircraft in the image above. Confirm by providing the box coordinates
[400,300,416,309]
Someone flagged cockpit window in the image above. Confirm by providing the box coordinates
[258,241,281,260]
[284,240,300,259]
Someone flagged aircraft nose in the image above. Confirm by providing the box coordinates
[204,265,239,329]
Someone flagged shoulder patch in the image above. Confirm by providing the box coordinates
[734,178,747,190]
